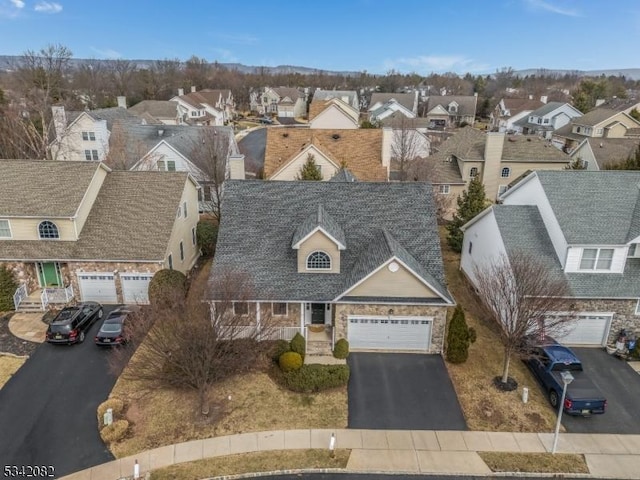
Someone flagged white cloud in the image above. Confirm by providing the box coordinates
[385,55,490,74]
[90,47,122,59]
[34,1,62,13]
[522,0,581,17]
[10,0,25,8]
[0,0,24,18]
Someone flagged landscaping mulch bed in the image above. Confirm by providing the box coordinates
[0,313,38,356]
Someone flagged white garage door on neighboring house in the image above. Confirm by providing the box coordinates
[554,314,612,346]
[348,316,432,351]
[121,274,153,304]
[77,273,118,304]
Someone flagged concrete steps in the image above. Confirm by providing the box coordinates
[16,300,44,312]
[306,340,332,356]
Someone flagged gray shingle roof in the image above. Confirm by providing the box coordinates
[583,137,640,169]
[210,180,452,303]
[0,160,101,217]
[128,100,179,119]
[83,107,144,130]
[0,168,190,262]
[426,95,477,117]
[291,205,346,249]
[329,168,358,182]
[312,90,358,104]
[369,93,416,112]
[493,204,640,298]
[534,170,640,244]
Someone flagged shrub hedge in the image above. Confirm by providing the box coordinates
[196,221,219,257]
[100,420,129,444]
[446,305,472,364]
[290,332,306,358]
[279,351,303,372]
[148,269,187,306]
[271,339,291,362]
[333,338,349,359]
[282,364,350,393]
[97,398,125,427]
[0,266,18,312]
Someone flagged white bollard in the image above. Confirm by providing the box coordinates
[329,432,336,458]
[522,387,529,404]
[133,459,140,479]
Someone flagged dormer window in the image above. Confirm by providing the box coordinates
[38,221,59,239]
[307,251,331,270]
[448,103,458,113]
[580,248,614,270]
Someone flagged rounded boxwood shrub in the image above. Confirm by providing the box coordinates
[290,332,306,358]
[333,338,349,359]
[283,364,350,393]
[97,398,125,427]
[100,419,129,444]
[279,351,303,372]
[148,269,187,306]
[271,339,291,362]
[196,220,219,257]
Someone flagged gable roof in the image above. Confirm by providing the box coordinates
[369,93,416,112]
[572,108,637,128]
[0,165,192,262]
[291,204,346,250]
[175,89,232,109]
[312,89,358,105]
[329,168,358,182]
[79,107,144,131]
[533,170,640,244]
[0,160,104,217]
[128,100,179,119]
[308,98,358,122]
[498,98,545,116]
[272,87,302,103]
[426,95,477,116]
[578,137,640,169]
[210,180,452,303]
[264,128,387,181]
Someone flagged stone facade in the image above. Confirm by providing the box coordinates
[0,261,39,293]
[258,302,301,328]
[572,298,640,344]
[333,303,449,354]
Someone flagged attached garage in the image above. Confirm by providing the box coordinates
[77,273,118,304]
[121,274,153,304]
[348,316,432,351]
[554,314,612,346]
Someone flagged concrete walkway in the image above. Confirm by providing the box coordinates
[59,429,640,480]
[9,312,47,343]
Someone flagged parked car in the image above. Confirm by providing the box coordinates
[259,116,274,124]
[45,302,103,345]
[94,306,138,347]
[524,341,607,416]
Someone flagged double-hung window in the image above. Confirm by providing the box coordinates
[0,219,11,238]
[580,248,614,270]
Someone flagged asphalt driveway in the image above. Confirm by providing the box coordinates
[0,305,124,477]
[559,347,640,434]
[348,353,467,430]
[238,127,266,177]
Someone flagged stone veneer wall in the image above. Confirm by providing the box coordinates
[572,298,640,344]
[0,261,39,293]
[68,261,163,303]
[258,302,301,328]
[333,303,449,354]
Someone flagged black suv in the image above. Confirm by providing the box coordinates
[45,302,103,345]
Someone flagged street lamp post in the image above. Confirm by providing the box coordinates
[552,370,574,454]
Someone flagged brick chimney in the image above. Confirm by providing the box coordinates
[117,96,127,108]
[191,86,197,93]
[51,105,66,141]
[228,154,246,180]
[483,132,506,200]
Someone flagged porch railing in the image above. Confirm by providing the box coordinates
[13,284,28,311]
[218,326,301,341]
[41,285,75,310]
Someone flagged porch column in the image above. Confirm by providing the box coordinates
[256,301,261,339]
[300,302,305,338]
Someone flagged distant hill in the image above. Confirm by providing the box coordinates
[512,68,640,80]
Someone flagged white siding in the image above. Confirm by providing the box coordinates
[270,147,338,181]
[310,107,358,129]
[461,209,509,286]
[502,175,568,267]
[565,246,628,273]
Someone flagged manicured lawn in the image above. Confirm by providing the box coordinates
[0,354,26,389]
[479,452,589,474]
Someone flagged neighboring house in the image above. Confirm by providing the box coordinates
[1,160,199,310]
[50,99,144,162]
[128,100,180,125]
[490,97,545,132]
[368,92,419,123]
[171,87,236,126]
[424,95,478,128]
[551,108,640,169]
[209,180,454,354]
[512,102,582,139]
[594,97,640,115]
[308,98,360,129]
[461,170,640,347]
[122,124,244,212]
[379,112,431,132]
[311,89,359,111]
[263,128,388,181]
[250,87,307,118]
[429,126,570,200]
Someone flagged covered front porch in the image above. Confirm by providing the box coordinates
[12,261,75,311]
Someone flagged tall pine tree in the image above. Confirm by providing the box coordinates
[446,177,488,252]
[296,154,323,180]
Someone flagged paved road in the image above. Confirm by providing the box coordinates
[238,127,267,177]
[0,306,122,477]
[256,474,591,480]
[559,347,640,434]
[348,353,467,430]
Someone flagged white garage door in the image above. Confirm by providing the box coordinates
[554,314,611,346]
[77,273,117,304]
[348,316,431,351]
[121,274,153,304]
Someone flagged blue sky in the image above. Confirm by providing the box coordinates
[0,0,639,75]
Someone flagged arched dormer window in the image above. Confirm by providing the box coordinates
[306,251,331,270]
[38,220,60,239]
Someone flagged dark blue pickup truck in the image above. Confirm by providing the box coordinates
[525,343,607,416]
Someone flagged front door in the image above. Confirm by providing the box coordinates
[311,303,325,324]
[38,262,61,287]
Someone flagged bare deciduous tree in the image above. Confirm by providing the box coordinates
[110,269,270,416]
[390,116,427,181]
[472,251,576,388]
[407,157,455,224]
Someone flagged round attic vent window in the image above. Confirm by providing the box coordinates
[388,262,399,273]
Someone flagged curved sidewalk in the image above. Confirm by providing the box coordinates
[60,429,640,480]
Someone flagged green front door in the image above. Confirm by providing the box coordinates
[38,262,61,287]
